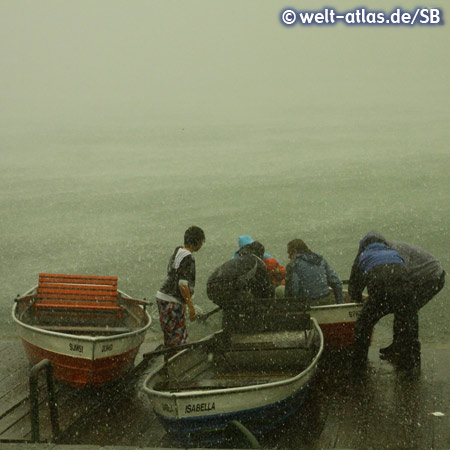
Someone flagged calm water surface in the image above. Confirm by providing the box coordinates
[1,110,448,345]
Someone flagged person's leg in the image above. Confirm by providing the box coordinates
[381,311,418,360]
[352,294,389,371]
[386,307,418,357]
[354,265,395,370]
[275,285,285,298]
[387,270,420,370]
[386,272,444,362]
[382,298,417,358]
[157,300,188,357]
[314,294,333,306]
[414,271,445,310]
[389,304,420,369]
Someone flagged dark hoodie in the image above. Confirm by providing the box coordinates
[364,231,444,281]
[286,251,343,303]
[348,232,405,301]
[206,253,274,307]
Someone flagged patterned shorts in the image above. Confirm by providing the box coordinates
[157,300,188,348]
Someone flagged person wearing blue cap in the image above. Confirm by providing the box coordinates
[232,235,276,261]
[208,241,274,308]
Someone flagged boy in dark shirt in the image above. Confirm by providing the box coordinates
[156,226,205,353]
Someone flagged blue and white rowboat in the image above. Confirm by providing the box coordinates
[143,316,323,444]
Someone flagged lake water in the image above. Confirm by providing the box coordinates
[1,111,448,345]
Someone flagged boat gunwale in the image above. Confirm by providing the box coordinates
[143,317,324,400]
[310,301,363,312]
[12,286,152,343]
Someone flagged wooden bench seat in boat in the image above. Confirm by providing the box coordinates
[33,273,122,317]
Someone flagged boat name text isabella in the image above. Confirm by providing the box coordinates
[185,402,216,414]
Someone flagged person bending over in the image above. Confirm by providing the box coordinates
[361,231,446,366]
[348,232,417,373]
[284,239,343,305]
[207,241,274,308]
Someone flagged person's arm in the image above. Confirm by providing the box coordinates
[324,262,344,304]
[348,256,365,302]
[253,260,275,298]
[291,265,300,297]
[262,270,275,298]
[284,261,294,297]
[279,264,286,280]
[179,282,196,321]
[178,256,196,322]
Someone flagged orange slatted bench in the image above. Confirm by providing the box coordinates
[33,273,122,317]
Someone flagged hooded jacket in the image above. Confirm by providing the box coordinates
[206,253,274,307]
[362,231,444,282]
[348,232,405,301]
[157,246,195,304]
[285,251,343,303]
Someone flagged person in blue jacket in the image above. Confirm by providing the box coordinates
[348,232,416,373]
[284,239,344,305]
[359,231,446,365]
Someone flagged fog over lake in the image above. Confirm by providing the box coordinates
[1,1,449,344]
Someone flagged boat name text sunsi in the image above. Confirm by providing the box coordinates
[102,344,113,352]
[69,343,84,353]
[349,310,361,318]
[185,402,216,414]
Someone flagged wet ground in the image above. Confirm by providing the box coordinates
[1,337,449,449]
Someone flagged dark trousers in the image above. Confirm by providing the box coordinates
[353,264,416,370]
[392,270,445,347]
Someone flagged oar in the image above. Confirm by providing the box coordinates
[142,337,213,360]
[197,306,221,322]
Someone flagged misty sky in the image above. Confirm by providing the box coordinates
[1,1,449,131]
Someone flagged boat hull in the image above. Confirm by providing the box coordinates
[144,318,323,444]
[220,290,365,349]
[13,289,151,388]
[18,329,145,388]
[310,302,363,348]
[156,384,311,444]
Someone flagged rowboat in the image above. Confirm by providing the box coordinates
[223,291,365,350]
[143,304,323,445]
[198,289,366,349]
[309,289,365,348]
[12,273,151,389]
